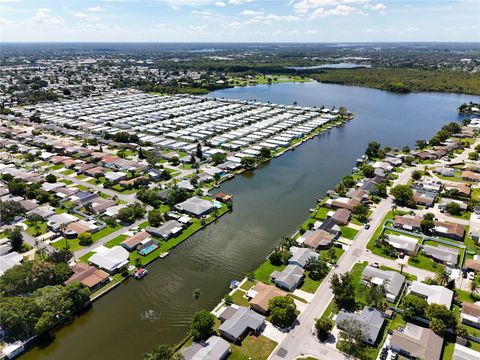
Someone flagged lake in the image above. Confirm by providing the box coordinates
[21,82,479,360]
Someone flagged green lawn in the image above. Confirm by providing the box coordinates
[408,250,441,272]
[315,207,331,220]
[61,169,75,175]
[379,265,417,281]
[78,251,95,263]
[25,220,47,236]
[231,290,250,307]
[91,224,123,242]
[229,335,277,360]
[105,234,129,248]
[240,280,255,291]
[253,260,286,284]
[472,188,480,201]
[51,237,83,252]
[299,273,323,293]
[340,226,359,240]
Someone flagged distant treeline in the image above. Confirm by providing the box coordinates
[310,68,480,95]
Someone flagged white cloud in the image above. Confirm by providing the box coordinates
[214,1,226,7]
[228,0,252,4]
[310,4,357,18]
[189,24,207,30]
[228,21,242,28]
[0,17,9,25]
[293,0,369,13]
[305,29,319,34]
[72,11,101,22]
[248,13,300,24]
[32,8,63,26]
[87,6,105,12]
[192,9,211,15]
[241,10,263,16]
[406,26,419,32]
[364,3,386,10]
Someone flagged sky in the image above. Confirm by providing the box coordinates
[0,0,479,42]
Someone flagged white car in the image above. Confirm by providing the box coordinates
[468,272,475,281]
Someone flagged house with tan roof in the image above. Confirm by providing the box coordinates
[302,229,335,250]
[65,263,110,291]
[247,282,287,315]
[461,302,480,329]
[121,231,151,252]
[390,323,443,360]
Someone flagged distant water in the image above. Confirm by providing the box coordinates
[286,63,371,70]
[22,83,480,360]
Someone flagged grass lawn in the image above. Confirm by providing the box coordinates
[91,224,123,242]
[299,273,323,293]
[231,290,250,307]
[61,169,75,175]
[240,280,255,291]
[441,334,456,360]
[51,237,83,252]
[78,251,95,263]
[379,265,417,281]
[105,234,129,248]
[50,164,64,171]
[319,246,345,263]
[408,250,441,272]
[229,335,277,360]
[138,221,149,229]
[253,260,286,284]
[340,226,359,240]
[25,220,47,236]
[315,207,331,220]
[455,288,480,303]
[472,188,480,202]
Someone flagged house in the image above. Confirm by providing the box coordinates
[460,302,480,329]
[70,191,97,205]
[465,258,480,272]
[47,213,78,231]
[328,197,360,211]
[105,171,127,183]
[390,323,443,360]
[214,193,232,203]
[90,198,117,214]
[302,229,335,250]
[288,246,319,268]
[270,264,304,292]
[318,217,340,237]
[438,198,468,212]
[410,281,453,308]
[435,167,455,177]
[361,265,405,302]
[84,166,106,177]
[218,306,265,343]
[182,335,230,360]
[146,220,183,240]
[65,263,110,291]
[453,343,480,360]
[0,252,22,276]
[469,213,480,242]
[121,231,151,251]
[393,215,422,232]
[335,306,385,345]
[422,245,458,267]
[174,196,215,217]
[64,220,97,237]
[462,171,480,182]
[247,282,287,315]
[444,182,471,197]
[88,246,130,274]
[386,234,419,255]
[413,190,435,207]
[331,208,351,226]
[433,220,465,241]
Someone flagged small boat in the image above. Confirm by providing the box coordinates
[159,252,169,259]
[134,268,148,280]
[229,280,239,290]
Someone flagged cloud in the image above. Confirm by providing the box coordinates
[293,0,369,13]
[192,9,211,15]
[189,24,207,31]
[241,10,263,16]
[87,6,105,12]
[72,11,101,22]
[0,17,9,25]
[228,21,242,28]
[406,26,419,32]
[33,8,63,26]
[247,13,300,24]
[310,4,357,18]
[214,1,226,6]
[364,3,386,10]
[228,0,252,4]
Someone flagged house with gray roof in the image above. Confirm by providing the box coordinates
[218,306,265,343]
[288,246,319,268]
[336,306,385,345]
[270,264,304,292]
[410,281,453,308]
[361,265,405,302]
[182,336,230,360]
[146,220,183,240]
[386,234,419,255]
[174,196,215,217]
[423,245,458,267]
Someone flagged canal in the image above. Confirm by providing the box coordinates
[23,83,480,359]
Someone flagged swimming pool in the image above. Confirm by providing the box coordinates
[212,200,222,209]
[138,243,159,256]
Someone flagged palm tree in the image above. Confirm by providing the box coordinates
[398,263,405,275]
[470,280,478,296]
[192,288,201,310]
[33,221,41,236]
[435,266,450,286]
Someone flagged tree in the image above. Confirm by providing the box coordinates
[259,147,271,159]
[327,247,337,263]
[342,175,356,188]
[434,266,450,286]
[456,324,469,338]
[330,272,356,312]
[166,187,190,206]
[420,212,435,233]
[425,303,456,330]
[337,319,367,358]
[390,185,415,207]
[241,156,256,168]
[190,310,215,341]
[352,203,369,217]
[429,317,446,335]
[148,209,164,227]
[360,164,375,178]
[269,296,297,328]
[365,141,381,158]
[366,284,387,310]
[469,151,479,160]
[402,146,411,153]
[211,152,226,165]
[47,248,73,264]
[445,202,462,216]
[269,250,285,266]
[304,257,329,281]
[400,294,427,319]
[196,143,203,160]
[192,288,201,310]
[315,317,334,341]
[143,344,183,360]
[372,181,388,198]
[9,226,23,252]
[45,174,57,183]
[78,232,93,246]
[411,170,422,181]
[416,139,427,150]
[335,182,347,196]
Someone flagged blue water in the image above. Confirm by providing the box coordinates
[138,244,159,256]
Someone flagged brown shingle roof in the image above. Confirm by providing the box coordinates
[331,208,351,225]
[303,229,334,249]
[462,302,480,318]
[65,263,109,289]
[121,231,150,249]
[249,282,287,314]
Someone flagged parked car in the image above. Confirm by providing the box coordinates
[364,223,371,229]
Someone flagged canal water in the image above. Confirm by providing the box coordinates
[23,83,480,359]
